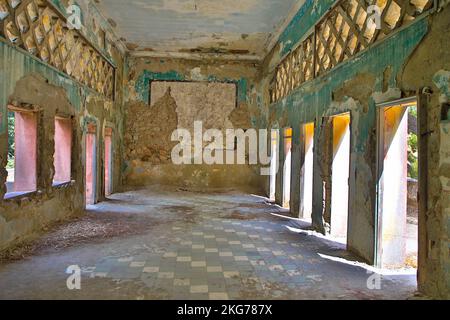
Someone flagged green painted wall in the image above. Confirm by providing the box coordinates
[264,2,430,263]
[279,0,336,57]
[0,41,87,133]
[134,69,250,105]
[272,18,428,141]
[135,70,185,104]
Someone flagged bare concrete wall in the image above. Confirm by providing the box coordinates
[124,57,265,192]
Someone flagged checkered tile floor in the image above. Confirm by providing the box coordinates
[0,188,417,300]
[85,217,321,300]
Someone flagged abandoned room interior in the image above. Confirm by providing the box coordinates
[0,0,449,300]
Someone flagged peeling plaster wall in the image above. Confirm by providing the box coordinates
[259,2,450,298]
[150,81,237,133]
[126,88,179,165]
[0,1,125,251]
[124,57,265,192]
[400,5,450,298]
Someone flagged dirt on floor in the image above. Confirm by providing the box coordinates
[0,188,420,300]
[0,188,279,263]
[220,211,262,220]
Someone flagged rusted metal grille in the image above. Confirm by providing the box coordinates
[271,0,433,103]
[0,0,115,99]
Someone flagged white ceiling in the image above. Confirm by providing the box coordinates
[94,0,300,59]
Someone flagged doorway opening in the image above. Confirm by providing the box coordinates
[300,122,315,222]
[283,128,292,208]
[330,113,351,243]
[86,123,97,206]
[53,117,72,186]
[269,129,279,201]
[104,127,113,197]
[377,98,418,269]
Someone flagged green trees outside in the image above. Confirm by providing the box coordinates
[408,106,418,179]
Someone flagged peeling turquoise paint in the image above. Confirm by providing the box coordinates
[51,0,85,24]
[279,0,335,57]
[237,78,248,104]
[50,0,66,14]
[0,41,106,134]
[134,70,185,103]
[433,70,450,98]
[433,70,450,121]
[206,75,248,104]
[121,160,129,175]
[134,70,250,105]
[271,18,429,152]
[265,7,430,261]
[82,115,100,130]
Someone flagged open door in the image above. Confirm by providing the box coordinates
[330,113,351,241]
[283,128,293,208]
[376,98,419,269]
[86,124,97,206]
[299,122,314,221]
[269,129,279,201]
[104,127,113,197]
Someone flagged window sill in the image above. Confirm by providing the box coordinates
[52,180,75,189]
[4,190,37,201]
[3,181,76,201]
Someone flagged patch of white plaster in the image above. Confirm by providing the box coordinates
[433,70,450,104]
[327,97,359,116]
[372,88,402,104]
[190,67,205,81]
